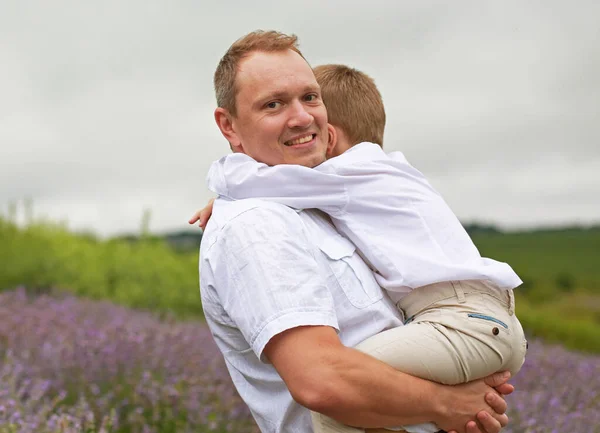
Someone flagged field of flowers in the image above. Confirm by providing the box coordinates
[1,288,599,433]
[0,288,257,433]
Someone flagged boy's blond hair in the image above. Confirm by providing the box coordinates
[214,30,305,117]
[313,64,386,147]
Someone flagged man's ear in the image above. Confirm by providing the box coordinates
[325,123,338,158]
[215,108,242,152]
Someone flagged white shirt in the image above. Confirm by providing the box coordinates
[208,143,522,301]
[200,198,403,433]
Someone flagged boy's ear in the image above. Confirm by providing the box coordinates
[325,124,338,158]
[215,108,243,152]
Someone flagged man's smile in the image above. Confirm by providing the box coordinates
[284,133,317,147]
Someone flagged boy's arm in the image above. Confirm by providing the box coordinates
[188,198,215,229]
[207,156,348,214]
[265,325,510,433]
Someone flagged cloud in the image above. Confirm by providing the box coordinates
[1,0,599,235]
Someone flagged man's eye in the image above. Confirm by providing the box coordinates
[305,94,318,102]
[266,101,280,109]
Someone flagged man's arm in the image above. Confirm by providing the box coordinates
[264,325,509,433]
[205,203,510,433]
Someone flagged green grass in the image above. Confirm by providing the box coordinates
[471,228,600,294]
[2,216,600,353]
[0,218,202,319]
[516,295,600,353]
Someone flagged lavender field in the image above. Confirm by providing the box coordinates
[1,288,599,433]
[0,289,257,433]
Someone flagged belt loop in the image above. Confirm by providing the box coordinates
[452,281,466,304]
[508,290,515,316]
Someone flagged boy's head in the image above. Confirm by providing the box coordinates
[313,64,386,157]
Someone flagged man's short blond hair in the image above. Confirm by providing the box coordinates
[214,30,305,117]
[313,64,386,147]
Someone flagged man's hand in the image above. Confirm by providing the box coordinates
[440,371,513,433]
[464,372,513,433]
[366,373,514,433]
[188,198,215,229]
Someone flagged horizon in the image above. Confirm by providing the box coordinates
[3,200,599,240]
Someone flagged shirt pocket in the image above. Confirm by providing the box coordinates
[318,235,383,309]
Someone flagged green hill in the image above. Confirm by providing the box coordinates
[471,227,600,294]
[2,217,599,352]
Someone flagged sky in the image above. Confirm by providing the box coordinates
[1,1,599,236]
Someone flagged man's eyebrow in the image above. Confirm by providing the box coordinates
[303,84,321,93]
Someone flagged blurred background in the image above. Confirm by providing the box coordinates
[1,1,599,432]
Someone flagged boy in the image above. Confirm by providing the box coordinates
[192,65,526,433]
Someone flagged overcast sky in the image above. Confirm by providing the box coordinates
[1,1,599,236]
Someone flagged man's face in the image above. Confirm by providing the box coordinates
[223,50,330,167]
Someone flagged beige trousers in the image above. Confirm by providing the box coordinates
[311,280,528,433]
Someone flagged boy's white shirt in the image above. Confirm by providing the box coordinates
[207,142,522,302]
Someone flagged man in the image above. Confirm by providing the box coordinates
[199,30,512,433]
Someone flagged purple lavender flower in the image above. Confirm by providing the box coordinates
[0,288,598,432]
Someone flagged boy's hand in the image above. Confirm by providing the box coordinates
[188,198,215,229]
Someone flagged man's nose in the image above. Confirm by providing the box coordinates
[287,101,313,129]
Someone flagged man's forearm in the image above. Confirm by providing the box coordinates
[307,344,449,428]
[267,325,505,432]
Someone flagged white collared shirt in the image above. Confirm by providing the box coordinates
[200,198,403,432]
[208,142,522,301]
